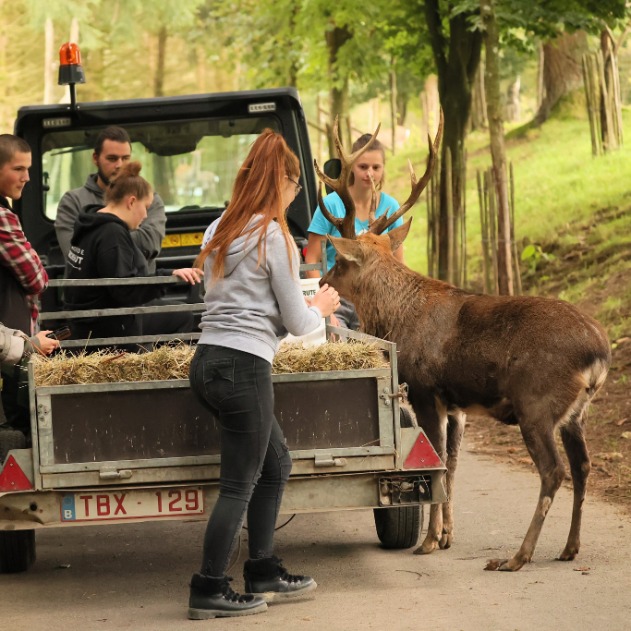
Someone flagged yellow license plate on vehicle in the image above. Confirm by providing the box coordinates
[60,487,205,522]
[162,232,204,248]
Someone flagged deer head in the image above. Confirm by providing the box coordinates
[321,222,413,299]
[313,111,444,241]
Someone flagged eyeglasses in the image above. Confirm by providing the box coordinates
[288,176,302,195]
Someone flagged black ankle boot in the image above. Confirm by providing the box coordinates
[188,573,267,619]
[243,556,317,602]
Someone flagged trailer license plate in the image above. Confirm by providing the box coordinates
[60,487,205,522]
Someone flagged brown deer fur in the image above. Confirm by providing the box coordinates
[322,223,611,571]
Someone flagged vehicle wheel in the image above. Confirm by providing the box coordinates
[0,530,36,573]
[374,504,422,549]
[0,428,26,463]
[399,405,415,428]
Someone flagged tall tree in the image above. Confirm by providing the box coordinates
[480,0,512,295]
[424,0,483,281]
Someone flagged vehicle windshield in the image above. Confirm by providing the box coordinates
[41,116,280,219]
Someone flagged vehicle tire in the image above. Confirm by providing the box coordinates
[399,405,414,428]
[374,504,422,549]
[0,428,26,463]
[0,530,36,573]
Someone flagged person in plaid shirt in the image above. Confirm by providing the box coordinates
[0,134,49,432]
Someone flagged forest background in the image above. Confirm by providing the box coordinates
[1,0,631,508]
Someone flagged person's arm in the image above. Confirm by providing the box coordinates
[0,324,58,366]
[0,210,48,296]
[305,198,337,278]
[268,233,320,336]
[132,193,166,266]
[54,191,82,261]
[97,243,165,307]
[267,230,338,336]
[304,232,326,279]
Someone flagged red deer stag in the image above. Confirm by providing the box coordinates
[314,117,611,571]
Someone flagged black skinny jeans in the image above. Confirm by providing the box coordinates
[189,344,292,577]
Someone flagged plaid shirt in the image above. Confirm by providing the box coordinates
[0,198,48,332]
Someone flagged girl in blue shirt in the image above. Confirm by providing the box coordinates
[304,133,404,328]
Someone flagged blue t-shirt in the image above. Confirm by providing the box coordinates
[308,192,403,271]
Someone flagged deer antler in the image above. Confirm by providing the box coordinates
[368,109,444,235]
[313,117,381,239]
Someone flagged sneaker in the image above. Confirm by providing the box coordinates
[243,556,317,602]
[187,573,268,619]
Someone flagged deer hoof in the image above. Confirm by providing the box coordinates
[484,557,524,572]
[413,538,439,555]
[557,547,578,562]
[439,532,453,549]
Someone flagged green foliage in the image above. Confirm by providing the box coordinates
[520,244,556,274]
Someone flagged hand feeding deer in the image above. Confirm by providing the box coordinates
[314,116,611,571]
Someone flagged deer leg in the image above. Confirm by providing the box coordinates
[558,408,590,561]
[491,422,566,571]
[439,410,466,549]
[412,398,448,556]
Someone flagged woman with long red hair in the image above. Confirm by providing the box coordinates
[187,130,339,620]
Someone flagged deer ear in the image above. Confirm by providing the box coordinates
[327,235,363,264]
[387,218,412,252]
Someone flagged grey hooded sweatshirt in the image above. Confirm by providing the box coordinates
[198,215,321,364]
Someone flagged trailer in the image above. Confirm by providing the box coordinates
[0,314,445,572]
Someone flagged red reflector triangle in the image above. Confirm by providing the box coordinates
[0,455,33,491]
[404,433,444,469]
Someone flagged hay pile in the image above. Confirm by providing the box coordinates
[32,341,389,386]
[273,341,388,374]
[32,345,194,387]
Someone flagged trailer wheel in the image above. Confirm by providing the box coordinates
[0,530,36,573]
[373,505,422,549]
[0,428,26,463]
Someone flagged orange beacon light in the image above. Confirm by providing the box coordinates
[58,42,85,109]
[58,42,85,85]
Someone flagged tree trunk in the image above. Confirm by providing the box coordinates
[481,0,513,295]
[470,61,488,131]
[505,75,521,122]
[534,31,588,125]
[396,91,408,127]
[287,2,300,87]
[390,56,397,155]
[425,0,483,282]
[325,23,352,156]
[154,25,168,98]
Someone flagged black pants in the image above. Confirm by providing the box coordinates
[0,366,29,433]
[189,344,292,577]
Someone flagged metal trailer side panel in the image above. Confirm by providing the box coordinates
[32,369,398,489]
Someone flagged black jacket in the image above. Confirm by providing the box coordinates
[64,206,170,340]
